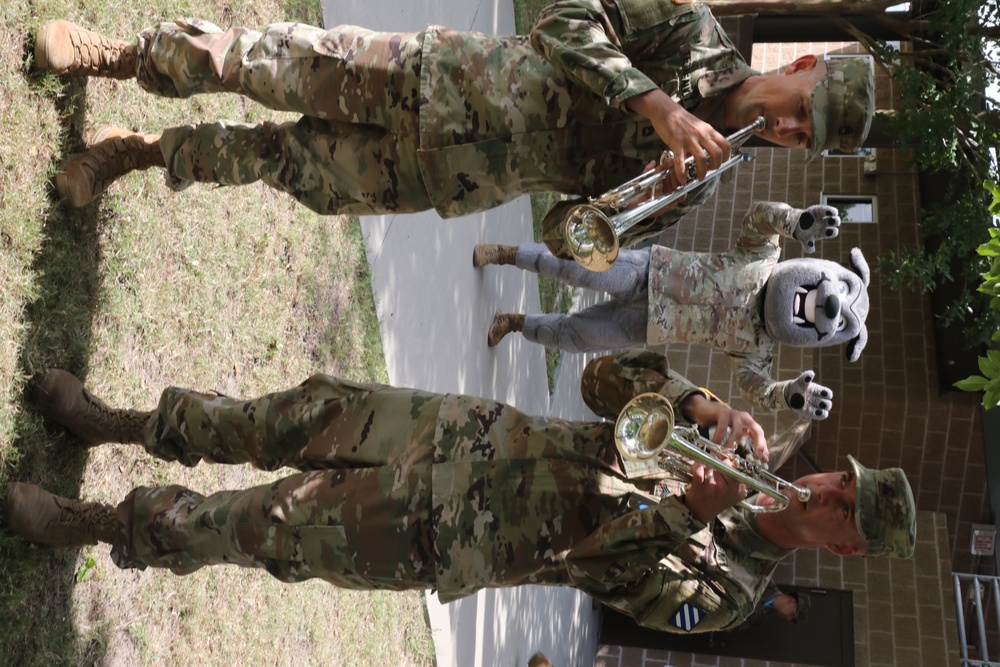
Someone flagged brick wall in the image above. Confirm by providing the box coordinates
[594,36,992,666]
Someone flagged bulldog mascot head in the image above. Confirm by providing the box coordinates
[764,248,871,362]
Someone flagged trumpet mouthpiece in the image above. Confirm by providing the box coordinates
[796,488,812,502]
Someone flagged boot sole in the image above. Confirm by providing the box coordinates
[488,311,507,347]
[33,23,57,72]
[34,21,71,73]
[472,246,488,268]
[54,168,94,208]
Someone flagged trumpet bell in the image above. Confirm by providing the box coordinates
[564,204,618,273]
[614,393,675,461]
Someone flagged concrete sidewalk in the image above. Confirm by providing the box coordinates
[321,2,603,666]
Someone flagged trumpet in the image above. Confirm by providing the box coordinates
[614,392,811,513]
[564,116,766,272]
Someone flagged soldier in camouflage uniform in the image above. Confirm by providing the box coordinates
[33,0,875,251]
[480,200,872,419]
[7,352,915,634]
[731,582,809,630]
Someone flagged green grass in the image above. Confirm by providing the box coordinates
[0,1,432,665]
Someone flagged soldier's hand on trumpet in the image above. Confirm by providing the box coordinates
[714,409,769,465]
[684,460,749,524]
[680,393,768,463]
[636,158,687,216]
[626,88,730,184]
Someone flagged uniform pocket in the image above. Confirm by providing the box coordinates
[613,0,700,35]
[237,522,370,588]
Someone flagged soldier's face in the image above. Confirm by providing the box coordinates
[726,56,826,150]
[766,470,868,554]
[771,594,799,623]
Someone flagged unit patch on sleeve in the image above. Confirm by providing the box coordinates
[669,602,708,632]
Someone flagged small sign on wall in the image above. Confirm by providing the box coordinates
[971,524,997,556]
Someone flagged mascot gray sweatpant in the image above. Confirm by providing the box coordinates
[516,243,650,352]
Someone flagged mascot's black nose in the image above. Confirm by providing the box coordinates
[823,295,841,319]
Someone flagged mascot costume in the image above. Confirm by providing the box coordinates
[476,201,870,420]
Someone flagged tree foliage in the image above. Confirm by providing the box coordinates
[849,0,999,181]
[954,181,1000,408]
[867,0,999,346]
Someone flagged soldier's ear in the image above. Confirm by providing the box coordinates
[826,541,864,556]
[786,54,819,75]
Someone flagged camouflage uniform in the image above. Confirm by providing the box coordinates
[518,201,807,411]
[134,0,750,235]
[108,352,798,633]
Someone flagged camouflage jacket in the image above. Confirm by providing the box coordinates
[732,581,784,631]
[434,350,791,633]
[417,0,752,238]
[645,201,805,411]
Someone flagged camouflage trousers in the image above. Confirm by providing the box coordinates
[515,243,651,353]
[136,19,432,214]
[112,375,441,590]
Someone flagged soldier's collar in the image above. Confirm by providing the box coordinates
[697,65,757,99]
[694,67,757,132]
[733,509,795,560]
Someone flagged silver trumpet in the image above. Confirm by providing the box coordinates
[614,392,811,513]
[564,116,766,272]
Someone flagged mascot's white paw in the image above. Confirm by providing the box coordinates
[794,204,841,253]
[782,370,832,420]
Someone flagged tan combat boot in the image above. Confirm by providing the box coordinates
[55,127,165,207]
[34,20,137,78]
[488,312,525,347]
[31,369,151,447]
[472,244,518,268]
[5,483,116,547]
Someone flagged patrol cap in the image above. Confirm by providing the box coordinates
[848,454,916,558]
[809,57,875,159]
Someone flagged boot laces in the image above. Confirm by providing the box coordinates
[82,388,133,433]
[79,134,157,197]
[80,388,147,441]
[83,389,115,421]
[69,30,135,74]
[53,497,113,530]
